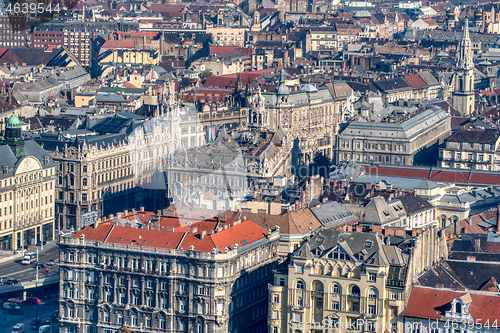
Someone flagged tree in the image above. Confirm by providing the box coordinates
[201,70,214,79]
[310,153,331,178]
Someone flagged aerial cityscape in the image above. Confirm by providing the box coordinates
[0,0,499,332]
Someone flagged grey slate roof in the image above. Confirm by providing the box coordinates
[293,228,391,267]
[0,140,54,180]
[310,201,359,229]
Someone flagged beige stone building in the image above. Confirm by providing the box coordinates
[337,106,451,166]
[0,115,56,250]
[259,71,353,164]
[439,128,500,171]
[207,26,248,47]
[269,229,407,333]
[36,87,205,230]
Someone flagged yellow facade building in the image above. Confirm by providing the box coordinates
[269,229,407,333]
[0,115,56,250]
[98,49,160,66]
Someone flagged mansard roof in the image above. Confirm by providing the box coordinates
[293,228,390,267]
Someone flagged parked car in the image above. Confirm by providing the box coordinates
[34,264,45,270]
[50,310,59,320]
[0,277,7,283]
[3,302,20,310]
[11,323,24,333]
[30,319,41,329]
[47,260,55,266]
[38,325,50,333]
[6,279,19,284]
[15,248,25,254]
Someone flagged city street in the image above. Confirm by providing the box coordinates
[0,242,59,285]
[1,297,59,333]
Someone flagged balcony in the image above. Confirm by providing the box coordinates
[386,279,405,288]
[347,294,360,301]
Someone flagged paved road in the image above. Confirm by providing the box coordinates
[0,242,59,285]
[2,298,59,333]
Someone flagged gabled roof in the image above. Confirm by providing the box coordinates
[405,74,429,89]
[404,286,500,323]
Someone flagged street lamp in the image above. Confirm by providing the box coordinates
[35,247,39,327]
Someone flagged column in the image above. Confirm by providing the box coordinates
[127,275,131,305]
[141,276,145,305]
[113,273,118,304]
[98,272,104,302]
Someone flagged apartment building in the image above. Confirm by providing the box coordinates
[439,128,500,171]
[31,28,92,68]
[0,115,56,250]
[268,229,407,333]
[58,215,281,333]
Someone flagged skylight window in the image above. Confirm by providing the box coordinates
[317,237,324,243]
[365,241,373,248]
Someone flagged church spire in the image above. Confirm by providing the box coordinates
[458,18,474,70]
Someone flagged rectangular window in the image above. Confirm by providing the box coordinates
[120,293,126,305]
[368,273,377,282]
[106,291,112,303]
[295,265,304,274]
[368,304,376,315]
[273,294,279,303]
[332,301,340,310]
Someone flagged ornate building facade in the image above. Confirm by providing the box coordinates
[58,217,281,333]
[268,229,407,333]
[452,19,475,116]
[257,71,353,164]
[36,82,205,231]
[337,106,451,166]
[0,115,56,250]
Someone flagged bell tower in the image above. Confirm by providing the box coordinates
[453,18,475,116]
[2,114,24,158]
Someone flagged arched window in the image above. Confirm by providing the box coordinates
[332,284,341,294]
[351,286,360,295]
[296,280,304,290]
[455,302,462,314]
[368,288,377,298]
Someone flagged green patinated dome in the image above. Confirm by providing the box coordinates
[6,114,21,129]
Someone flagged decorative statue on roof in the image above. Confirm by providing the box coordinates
[340,91,356,122]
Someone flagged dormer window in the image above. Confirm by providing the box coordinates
[455,303,461,314]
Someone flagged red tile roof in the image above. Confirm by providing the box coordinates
[149,4,185,12]
[102,40,135,49]
[404,286,500,324]
[358,165,500,186]
[203,69,278,89]
[405,74,429,89]
[71,219,268,253]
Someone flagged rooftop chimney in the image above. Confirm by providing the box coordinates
[140,207,145,211]
[200,230,207,240]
